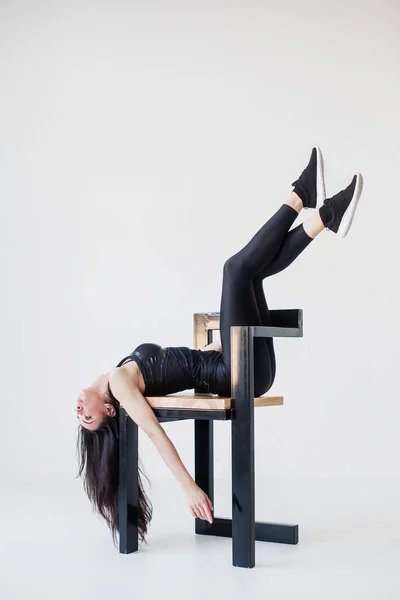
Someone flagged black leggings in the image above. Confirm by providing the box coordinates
[219,203,313,396]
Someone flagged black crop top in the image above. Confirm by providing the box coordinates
[110,342,231,397]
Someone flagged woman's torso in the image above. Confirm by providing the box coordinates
[114,343,231,397]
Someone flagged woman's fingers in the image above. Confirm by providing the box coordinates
[192,506,202,520]
[185,484,214,522]
[202,502,213,523]
[204,494,213,521]
[191,503,210,522]
[197,501,213,523]
[196,504,208,521]
[189,495,214,522]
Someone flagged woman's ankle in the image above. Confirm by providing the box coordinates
[286,192,303,214]
[303,212,325,239]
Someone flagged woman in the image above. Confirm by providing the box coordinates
[77,147,363,544]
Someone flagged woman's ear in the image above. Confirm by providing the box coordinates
[105,403,116,417]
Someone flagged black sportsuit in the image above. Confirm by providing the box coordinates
[108,204,312,400]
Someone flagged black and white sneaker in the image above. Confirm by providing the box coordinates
[291,146,326,209]
[319,173,364,238]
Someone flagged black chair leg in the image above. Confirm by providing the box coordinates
[194,420,214,534]
[119,407,139,553]
[231,326,255,568]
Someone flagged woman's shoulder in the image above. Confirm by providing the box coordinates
[111,355,146,394]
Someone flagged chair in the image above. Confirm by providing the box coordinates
[119,309,302,568]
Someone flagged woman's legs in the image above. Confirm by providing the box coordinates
[217,144,362,397]
[252,208,326,386]
[219,197,298,395]
[219,194,325,395]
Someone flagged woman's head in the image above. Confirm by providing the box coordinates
[76,373,115,431]
[76,381,153,544]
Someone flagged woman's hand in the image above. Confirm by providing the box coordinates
[184,482,213,523]
[200,337,222,352]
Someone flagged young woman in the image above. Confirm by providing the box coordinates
[77,147,363,544]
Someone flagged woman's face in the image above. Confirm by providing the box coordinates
[76,373,116,431]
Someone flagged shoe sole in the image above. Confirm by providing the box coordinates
[337,173,364,238]
[315,145,326,209]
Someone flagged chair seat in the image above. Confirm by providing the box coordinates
[145,392,284,410]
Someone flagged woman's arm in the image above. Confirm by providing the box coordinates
[108,368,213,523]
[200,338,222,352]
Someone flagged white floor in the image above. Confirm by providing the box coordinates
[1,477,399,600]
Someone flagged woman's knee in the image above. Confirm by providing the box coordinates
[223,254,251,278]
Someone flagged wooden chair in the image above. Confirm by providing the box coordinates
[119,310,302,568]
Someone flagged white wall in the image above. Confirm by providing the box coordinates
[1,0,399,493]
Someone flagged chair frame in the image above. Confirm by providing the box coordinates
[119,309,302,568]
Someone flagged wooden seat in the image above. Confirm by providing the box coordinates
[145,392,283,410]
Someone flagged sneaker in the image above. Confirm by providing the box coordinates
[319,173,364,238]
[291,146,326,209]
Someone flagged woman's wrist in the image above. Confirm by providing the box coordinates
[179,473,196,492]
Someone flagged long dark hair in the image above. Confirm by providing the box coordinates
[76,394,153,544]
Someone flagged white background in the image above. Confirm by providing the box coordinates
[1,1,399,598]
